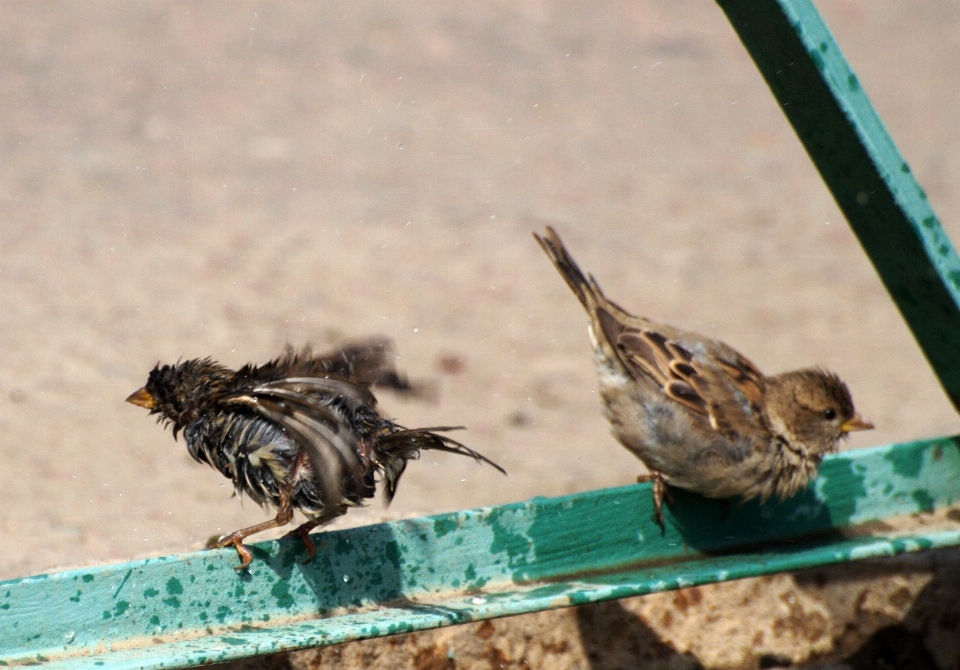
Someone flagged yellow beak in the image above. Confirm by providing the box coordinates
[126,387,157,409]
[841,415,874,433]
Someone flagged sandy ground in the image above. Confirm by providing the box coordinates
[2,0,960,667]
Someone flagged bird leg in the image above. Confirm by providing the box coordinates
[283,505,346,564]
[637,471,673,532]
[211,486,294,570]
[278,449,345,564]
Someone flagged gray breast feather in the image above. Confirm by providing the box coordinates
[632,398,753,473]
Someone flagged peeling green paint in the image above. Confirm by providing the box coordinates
[912,490,935,513]
[487,509,534,574]
[270,581,294,609]
[220,638,246,646]
[818,458,866,525]
[433,518,457,538]
[165,578,183,596]
[885,445,926,478]
[383,541,401,570]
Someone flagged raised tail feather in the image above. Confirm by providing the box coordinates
[375,426,506,503]
[533,226,605,310]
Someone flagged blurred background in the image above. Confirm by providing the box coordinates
[1,0,959,584]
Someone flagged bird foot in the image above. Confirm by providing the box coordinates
[638,472,673,534]
[283,525,318,564]
[209,533,254,571]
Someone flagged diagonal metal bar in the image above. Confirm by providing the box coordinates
[3,437,960,669]
[716,0,960,411]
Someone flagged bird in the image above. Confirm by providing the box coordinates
[533,226,873,528]
[126,338,505,569]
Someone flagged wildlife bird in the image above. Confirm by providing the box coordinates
[127,338,505,569]
[534,227,872,528]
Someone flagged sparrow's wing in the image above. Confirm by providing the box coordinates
[258,376,377,410]
[241,339,424,396]
[224,380,368,506]
[596,306,769,440]
[313,338,399,387]
[323,340,434,397]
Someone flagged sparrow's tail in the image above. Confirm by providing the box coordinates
[375,426,506,503]
[533,226,605,311]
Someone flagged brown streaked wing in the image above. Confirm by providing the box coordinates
[715,355,766,408]
[663,379,708,414]
[680,354,770,440]
[616,326,771,440]
[613,329,709,417]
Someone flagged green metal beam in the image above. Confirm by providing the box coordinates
[716,0,960,411]
[3,437,960,669]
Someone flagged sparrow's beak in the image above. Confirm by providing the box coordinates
[126,387,156,409]
[841,415,874,433]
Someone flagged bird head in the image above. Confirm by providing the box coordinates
[765,367,873,459]
[126,358,233,437]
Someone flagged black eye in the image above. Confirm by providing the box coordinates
[823,408,837,420]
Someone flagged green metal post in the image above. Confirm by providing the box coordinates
[716,0,960,411]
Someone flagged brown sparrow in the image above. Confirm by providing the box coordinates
[127,338,505,569]
[534,227,873,527]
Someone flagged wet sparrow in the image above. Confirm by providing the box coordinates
[534,227,872,527]
[127,338,505,569]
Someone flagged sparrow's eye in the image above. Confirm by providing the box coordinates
[823,408,837,420]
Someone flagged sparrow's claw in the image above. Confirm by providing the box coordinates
[283,525,318,564]
[639,471,673,534]
[210,533,254,571]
